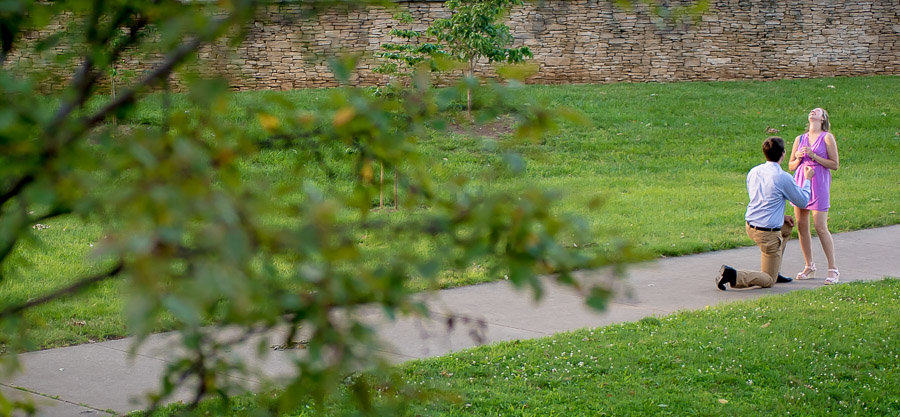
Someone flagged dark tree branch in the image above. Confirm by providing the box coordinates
[0,174,34,209]
[25,3,134,138]
[30,205,74,224]
[0,22,13,68]
[81,13,238,131]
[103,13,147,65]
[0,204,75,266]
[190,349,209,407]
[46,11,145,136]
[46,27,103,132]
[0,11,147,211]
[145,361,193,416]
[144,331,215,413]
[1,6,220,216]
[0,261,124,319]
[0,203,27,270]
[1,0,254,317]
[86,0,107,45]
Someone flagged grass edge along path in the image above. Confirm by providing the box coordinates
[150,278,900,416]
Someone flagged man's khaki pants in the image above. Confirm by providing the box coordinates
[735,221,793,288]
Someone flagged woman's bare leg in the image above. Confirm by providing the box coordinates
[794,207,813,267]
[812,210,837,270]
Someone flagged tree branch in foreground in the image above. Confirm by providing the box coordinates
[0,262,124,319]
[0,205,72,268]
[47,12,148,138]
[1,8,243,221]
[0,174,34,210]
[81,13,239,130]
[0,12,146,209]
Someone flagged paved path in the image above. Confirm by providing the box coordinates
[3,225,899,416]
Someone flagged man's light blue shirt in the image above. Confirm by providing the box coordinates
[745,161,811,229]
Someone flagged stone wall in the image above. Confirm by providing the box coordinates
[12,0,900,90]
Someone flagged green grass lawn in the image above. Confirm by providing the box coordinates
[153,279,900,416]
[3,75,899,349]
[397,280,900,416]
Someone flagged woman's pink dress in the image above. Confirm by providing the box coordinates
[792,132,831,211]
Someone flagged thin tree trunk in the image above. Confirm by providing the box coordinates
[466,59,475,120]
[162,74,171,133]
[466,62,474,119]
[110,65,117,127]
[466,87,472,120]
[379,161,384,209]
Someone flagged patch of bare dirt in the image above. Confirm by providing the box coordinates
[445,115,516,139]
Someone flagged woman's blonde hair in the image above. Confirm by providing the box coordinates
[811,107,830,132]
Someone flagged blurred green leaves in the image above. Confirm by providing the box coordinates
[427,0,534,70]
[0,1,627,416]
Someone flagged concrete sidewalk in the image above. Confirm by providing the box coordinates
[3,225,899,416]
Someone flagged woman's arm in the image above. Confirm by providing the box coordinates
[812,133,839,170]
[788,135,803,171]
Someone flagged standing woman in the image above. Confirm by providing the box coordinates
[789,108,840,284]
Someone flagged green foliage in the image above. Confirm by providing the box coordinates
[427,0,533,72]
[426,0,533,115]
[0,1,614,416]
[375,0,532,113]
[373,12,449,98]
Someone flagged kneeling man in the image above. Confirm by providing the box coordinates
[717,136,815,290]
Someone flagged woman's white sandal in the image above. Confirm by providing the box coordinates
[824,268,840,285]
[796,263,816,280]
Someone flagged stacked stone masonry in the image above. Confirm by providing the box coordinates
[13,0,900,91]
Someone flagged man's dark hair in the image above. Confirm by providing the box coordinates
[763,136,785,162]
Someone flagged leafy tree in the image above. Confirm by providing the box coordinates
[426,0,533,117]
[373,11,445,92]
[0,0,626,416]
